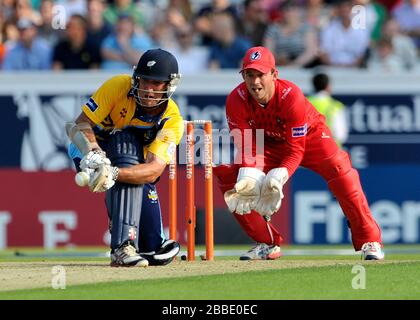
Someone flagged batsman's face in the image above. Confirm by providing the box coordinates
[243,69,276,104]
[137,78,168,108]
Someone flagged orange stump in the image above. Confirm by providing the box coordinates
[168,120,214,262]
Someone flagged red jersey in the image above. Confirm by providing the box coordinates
[226,79,324,176]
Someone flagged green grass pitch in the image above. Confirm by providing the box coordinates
[1,245,420,300]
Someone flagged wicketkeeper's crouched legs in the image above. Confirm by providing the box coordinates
[312,150,382,250]
[213,164,283,246]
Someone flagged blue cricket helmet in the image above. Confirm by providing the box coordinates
[134,48,179,81]
[131,48,181,108]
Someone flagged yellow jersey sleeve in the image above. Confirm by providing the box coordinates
[82,75,132,125]
[147,101,184,164]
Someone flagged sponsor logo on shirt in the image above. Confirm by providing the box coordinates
[237,88,246,101]
[265,131,283,139]
[227,115,239,128]
[281,87,292,100]
[292,123,307,137]
[167,142,176,159]
[86,98,99,112]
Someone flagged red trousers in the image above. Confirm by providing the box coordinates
[214,124,382,251]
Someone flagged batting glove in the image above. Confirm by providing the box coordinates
[88,165,119,193]
[80,149,111,171]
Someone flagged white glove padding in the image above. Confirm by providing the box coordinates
[80,149,111,171]
[224,189,241,213]
[255,168,289,217]
[88,165,119,193]
[232,167,265,214]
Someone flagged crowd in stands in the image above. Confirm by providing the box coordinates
[0,0,419,73]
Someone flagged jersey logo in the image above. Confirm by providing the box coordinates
[86,98,99,112]
[237,88,246,101]
[167,142,176,159]
[119,108,127,118]
[321,132,330,139]
[147,60,156,67]
[100,115,114,128]
[281,87,292,100]
[292,123,307,137]
[226,115,239,128]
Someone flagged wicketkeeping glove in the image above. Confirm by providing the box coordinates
[255,168,288,217]
[226,167,265,215]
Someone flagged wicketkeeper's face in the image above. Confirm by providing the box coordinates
[137,78,169,108]
[242,68,277,104]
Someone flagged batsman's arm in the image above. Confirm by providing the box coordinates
[117,152,166,185]
[65,112,101,155]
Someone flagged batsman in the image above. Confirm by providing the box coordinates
[214,46,384,261]
[65,49,183,267]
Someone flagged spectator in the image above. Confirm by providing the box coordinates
[0,10,5,64]
[319,0,370,67]
[1,0,17,21]
[353,0,387,42]
[101,14,153,70]
[166,0,193,22]
[2,20,20,49]
[171,25,209,75]
[307,72,348,146]
[14,0,42,25]
[30,0,41,10]
[260,0,284,22]
[52,14,101,69]
[87,0,113,50]
[382,17,418,70]
[304,0,332,32]
[237,0,268,46]
[150,2,190,49]
[208,12,251,69]
[38,0,62,46]
[263,0,319,67]
[104,0,146,29]
[392,0,420,50]
[368,36,405,72]
[56,0,87,17]
[377,0,402,12]
[194,0,240,46]
[2,18,51,70]
[0,43,4,68]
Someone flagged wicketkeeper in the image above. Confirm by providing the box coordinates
[66,49,183,267]
[214,46,384,261]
